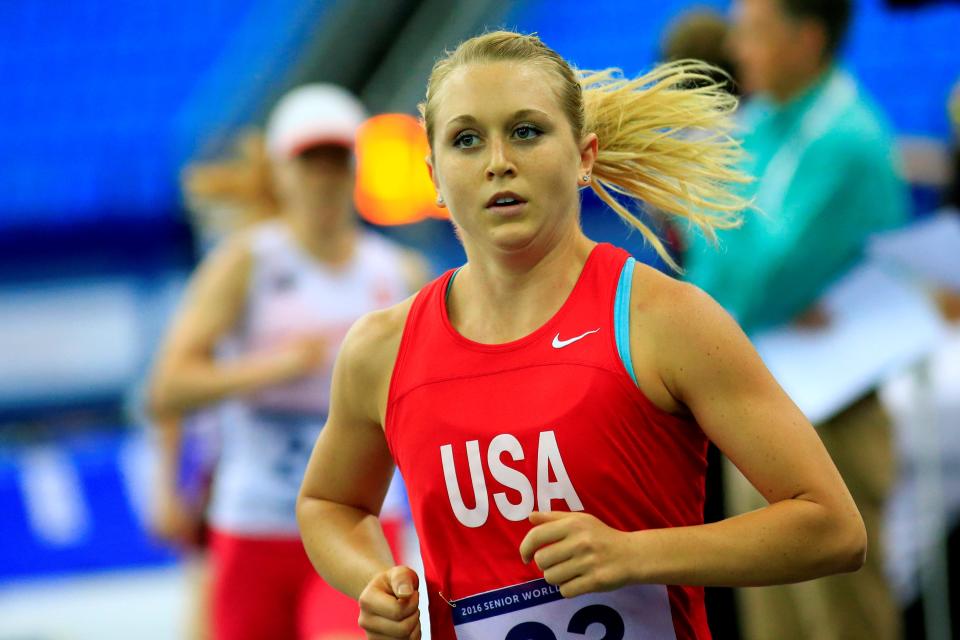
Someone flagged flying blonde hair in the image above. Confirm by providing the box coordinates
[181,130,279,239]
[419,30,750,270]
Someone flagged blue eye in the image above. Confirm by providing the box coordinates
[513,125,542,140]
[453,133,479,148]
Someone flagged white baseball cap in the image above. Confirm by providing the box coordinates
[265,84,367,160]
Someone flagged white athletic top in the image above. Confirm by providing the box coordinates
[208,221,412,535]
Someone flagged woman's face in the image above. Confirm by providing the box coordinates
[272,144,354,228]
[729,0,818,101]
[427,61,596,256]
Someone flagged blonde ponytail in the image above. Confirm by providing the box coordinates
[421,31,750,270]
[581,62,749,270]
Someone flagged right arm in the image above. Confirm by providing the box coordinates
[149,412,205,548]
[297,301,421,639]
[148,232,323,415]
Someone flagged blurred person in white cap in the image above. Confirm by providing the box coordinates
[149,83,429,640]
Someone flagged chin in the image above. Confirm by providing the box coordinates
[485,222,543,254]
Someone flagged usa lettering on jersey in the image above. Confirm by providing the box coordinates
[440,430,584,528]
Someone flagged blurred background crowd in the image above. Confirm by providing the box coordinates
[1,0,958,639]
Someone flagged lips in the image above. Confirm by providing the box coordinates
[485,191,527,209]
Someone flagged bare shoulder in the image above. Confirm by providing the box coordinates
[169,229,256,334]
[343,296,415,366]
[190,228,255,289]
[630,263,729,337]
[336,294,418,424]
[629,262,752,409]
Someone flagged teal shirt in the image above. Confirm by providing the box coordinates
[684,68,908,334]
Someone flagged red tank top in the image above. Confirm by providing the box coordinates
[386,243,710,640]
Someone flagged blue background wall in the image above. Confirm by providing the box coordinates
[1,0,957,584]
[505,0,960,138]
[1,0,956,235]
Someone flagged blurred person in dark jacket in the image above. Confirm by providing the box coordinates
[683,1,908,639]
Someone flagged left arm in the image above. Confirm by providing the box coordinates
[521,278,866,596]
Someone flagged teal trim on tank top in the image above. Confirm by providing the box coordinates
[445,266,463,299]
[446,261,637,385]
[615,257,639,387]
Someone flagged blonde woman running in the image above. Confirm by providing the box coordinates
[297,32,866,640]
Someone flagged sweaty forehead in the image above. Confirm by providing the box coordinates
[435,61,567,126]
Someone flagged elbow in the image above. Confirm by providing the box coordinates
[845,519,868,573]
[296,492,332,544]
[147,376,176,419]
[295,492,308,529]
[148,358,197,417]
[832,511,868,574]
[295,489,318,535]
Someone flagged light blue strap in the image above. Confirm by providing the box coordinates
[614,257,639,387]
[445,266,463,300]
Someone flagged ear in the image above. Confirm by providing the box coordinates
[578,133,599,183]
[425,153,446,207]
[424,153,439,189]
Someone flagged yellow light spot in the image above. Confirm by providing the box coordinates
[354,114,448,226]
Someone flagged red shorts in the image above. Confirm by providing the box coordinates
[209,519,404,640]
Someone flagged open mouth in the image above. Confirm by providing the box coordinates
[486,192,527,210]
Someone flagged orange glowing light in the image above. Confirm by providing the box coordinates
[354,113,448,226]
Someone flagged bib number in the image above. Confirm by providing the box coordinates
[505,604,624,639]
[451,579,676,640]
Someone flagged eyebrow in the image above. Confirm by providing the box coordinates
[444,108,552,128]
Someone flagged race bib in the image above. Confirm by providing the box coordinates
[451,578,677,640]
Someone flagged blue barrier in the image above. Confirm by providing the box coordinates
[0,429,177,583]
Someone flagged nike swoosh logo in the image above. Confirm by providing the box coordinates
[552,328,600,349]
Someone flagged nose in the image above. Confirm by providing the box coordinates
[485,137,516,180]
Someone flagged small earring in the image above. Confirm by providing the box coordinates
[436,195,445,206]
[582,174,591,183]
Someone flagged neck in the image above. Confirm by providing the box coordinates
[285,206,357,265]
[771,59,831,104]
[450,226,595,343]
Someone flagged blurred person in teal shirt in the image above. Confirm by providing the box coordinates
[686,1,908,639]
[685,1,907,335]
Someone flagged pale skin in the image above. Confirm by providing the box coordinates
[147,144,428,640]
[150,413,207,549]
[149,145,429,418]
[297,61,866,639]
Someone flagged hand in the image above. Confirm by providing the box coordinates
[934,288,960,324]
[271,335,328,382]
[793,304,830,329]
[357,566,421,639]
[150,484,204,549]
[519,511,635,598]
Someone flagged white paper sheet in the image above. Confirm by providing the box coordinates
[753,262,946,424]
[868,211,960,291]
